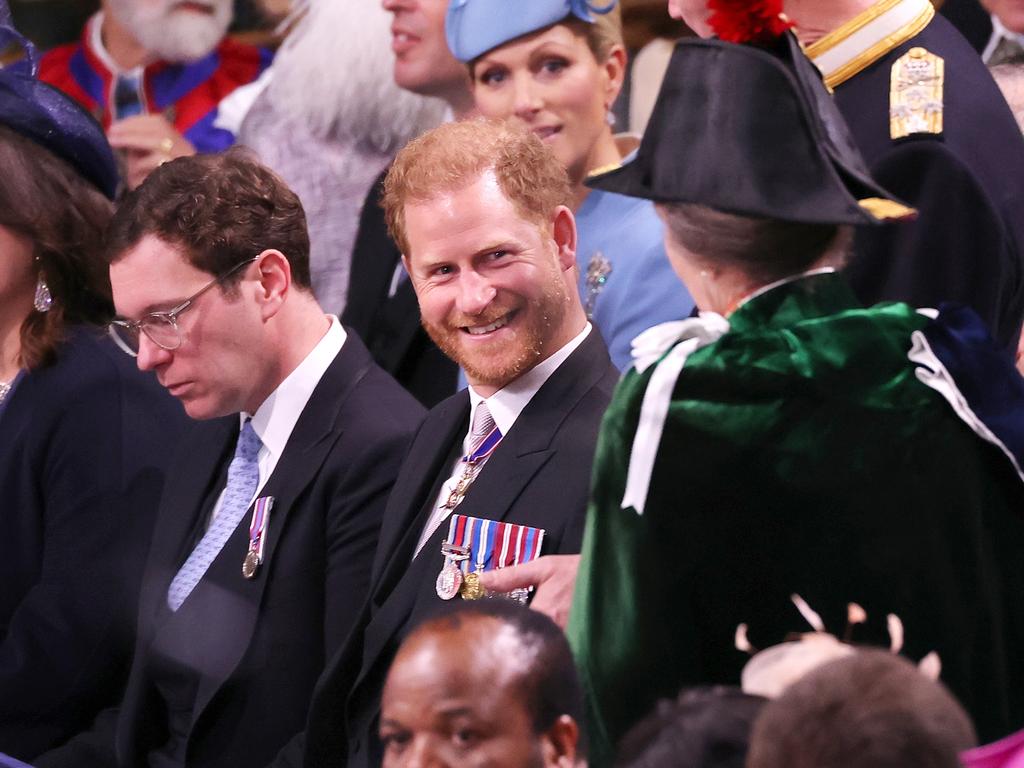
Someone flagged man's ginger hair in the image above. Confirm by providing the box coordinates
[382,117,573,257]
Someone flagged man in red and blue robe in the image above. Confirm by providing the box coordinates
[39,0,271,190]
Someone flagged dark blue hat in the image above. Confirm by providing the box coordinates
[0,16,119,199]
[446,0,617,63]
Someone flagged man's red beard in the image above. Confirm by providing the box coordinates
[421,278,571,390]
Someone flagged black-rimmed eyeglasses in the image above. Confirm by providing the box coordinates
[108,257,257,357]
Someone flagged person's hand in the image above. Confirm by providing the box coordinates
[107,115,195,190]
[478,555,581,630]
[1016,324,1024,377]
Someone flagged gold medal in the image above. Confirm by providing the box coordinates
[242,549,260,579]
[459,571,485,600]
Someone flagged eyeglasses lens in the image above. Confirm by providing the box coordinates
[142,316,181,351]
[109,315,181,357]
[110,323,140,356]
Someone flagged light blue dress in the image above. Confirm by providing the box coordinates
[575,188,695,370]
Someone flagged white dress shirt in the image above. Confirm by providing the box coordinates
[208,316,346,525]
[983,14,1024,64]
[88,13,139,78]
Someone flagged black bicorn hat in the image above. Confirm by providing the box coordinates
[0,6,119,199]
[588,28,914,226]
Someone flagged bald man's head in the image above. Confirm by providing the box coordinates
[380,602,583,768]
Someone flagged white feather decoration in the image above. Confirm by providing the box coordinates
[266,0,446,150]
[887,613,904,653]
[735,623,753,653]
[791,593,825,632]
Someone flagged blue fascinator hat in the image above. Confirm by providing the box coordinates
[0,4,119,199]
[446,0,617,63]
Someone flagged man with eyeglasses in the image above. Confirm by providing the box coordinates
[37,148,424,768]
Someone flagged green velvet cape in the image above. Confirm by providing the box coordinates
[568,273,1024,765]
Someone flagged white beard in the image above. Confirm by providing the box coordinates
[109,0,233,63]
[266,0,446,150]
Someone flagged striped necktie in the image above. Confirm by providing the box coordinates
[414,402,500,557]
[466,402,497,458]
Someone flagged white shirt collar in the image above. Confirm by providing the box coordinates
[466,323,591,442]
[983,14,1024,63]
[737,268,837,310]
[87,12,144,78]
[243,316,346,470]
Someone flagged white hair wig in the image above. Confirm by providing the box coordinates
[267,0,446,152]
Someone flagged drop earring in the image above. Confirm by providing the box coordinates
[34,275,52,313]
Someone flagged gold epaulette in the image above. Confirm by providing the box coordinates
[889,46,945,139]
[586,161,623,179]
[858,197,918,221]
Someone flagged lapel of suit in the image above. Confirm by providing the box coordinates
[373,283,423,373]
[138,417,236,635]
[185,337,374,729]
[118,415,234,764]
[358,331,612,688]
[370,392,469,602]
[444,330,611,528]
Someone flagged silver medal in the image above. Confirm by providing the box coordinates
[435,561,463,600]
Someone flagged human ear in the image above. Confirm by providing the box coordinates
[540,715,580,768]
[602,44,627,108]
[551,206,578,272]
[253,249,291,320]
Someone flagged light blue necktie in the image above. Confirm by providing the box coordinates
[167,420,262,611]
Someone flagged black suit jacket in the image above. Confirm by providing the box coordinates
[342,171,457,408]
[298,329,618,768]
[39,333,424,768]
[834,14,1024,350]
[0,328,186,760]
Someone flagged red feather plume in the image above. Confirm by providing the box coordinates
[706,0,794,44]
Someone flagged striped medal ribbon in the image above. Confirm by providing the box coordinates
[435,513,545,602]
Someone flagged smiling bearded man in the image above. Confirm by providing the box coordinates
[40,0,270,191]
[414,208,574,390]
[291,117,618,768]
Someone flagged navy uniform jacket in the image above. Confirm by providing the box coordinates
[0,327,187,760]
[808,2,1024,349]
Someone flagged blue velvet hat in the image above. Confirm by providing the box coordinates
[0,10,119,199]
[446,0,617,63]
